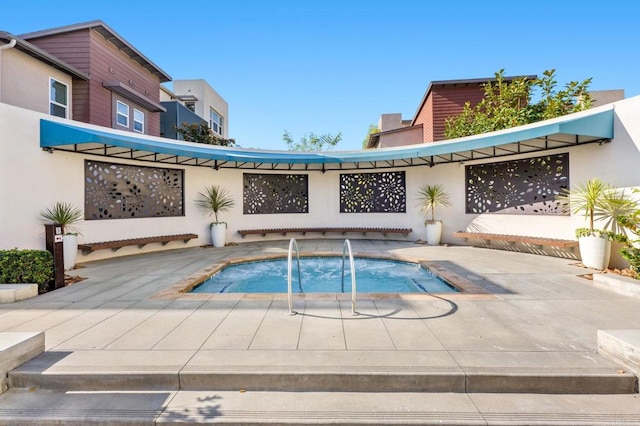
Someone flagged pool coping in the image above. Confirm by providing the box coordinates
[151,252,496,301]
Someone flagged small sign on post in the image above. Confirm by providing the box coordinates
[44,223,65,290]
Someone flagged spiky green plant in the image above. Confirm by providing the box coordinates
[195,185,235,224]
[40,202,83,235]
[417,184,452,223]
[560,178,636,236]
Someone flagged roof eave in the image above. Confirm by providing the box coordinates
[0,31,89,80]
[19,20,171,82]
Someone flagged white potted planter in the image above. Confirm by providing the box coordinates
[562,178,636,271]
[579,234,611,270]
[40,202,83,273]
[425,221,443,246]
[417,184,451,246]
[210,223,227,248]
[62,234,78,270]
[196,185,235,249]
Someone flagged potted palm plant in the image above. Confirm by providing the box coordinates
[195,185,235,248]
[417,184,452,245]
[562,178,635,270]
[40,202,83,270]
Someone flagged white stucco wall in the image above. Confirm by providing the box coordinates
[454,97,640,242]
[2,95,640,265]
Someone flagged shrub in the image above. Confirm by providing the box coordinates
[616,189,640,279]
[0,249,53,293]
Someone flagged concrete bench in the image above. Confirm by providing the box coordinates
[238,227,412,238]
[0,284,39,303]
[453,231,579,249]
[78,233,198,255]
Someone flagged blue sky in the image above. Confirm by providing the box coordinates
[3,1,639,150]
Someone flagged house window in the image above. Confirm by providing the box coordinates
[49,78,68,118]
[117,101,129,127]
[185,101,195,112]
[210,109,223,135]
[133,109,144,133]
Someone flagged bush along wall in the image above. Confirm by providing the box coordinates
[0,249,53,293]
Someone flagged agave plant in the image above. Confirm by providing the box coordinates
[40,202,83,235]
[195,185,235,224]
[417,184,452,223]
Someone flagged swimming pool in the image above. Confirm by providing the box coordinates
[191,256,458,293]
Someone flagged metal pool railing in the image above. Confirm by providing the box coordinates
[342,239,358,316]
[286,238,358,316]
[287,238,302,315]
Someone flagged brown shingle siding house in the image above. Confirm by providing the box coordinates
[20,20,171,136]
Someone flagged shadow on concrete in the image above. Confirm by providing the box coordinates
[295,294,459,321]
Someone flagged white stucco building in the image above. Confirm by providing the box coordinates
[1,94,639,267]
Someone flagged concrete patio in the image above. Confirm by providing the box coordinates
[1,239,640,425]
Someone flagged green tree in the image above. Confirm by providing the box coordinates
[362,124,380,148]
[176,122,236,147]
[444,69,592,139]
[283,130,342,151]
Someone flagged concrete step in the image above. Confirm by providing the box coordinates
[7,349,638,395]
[1,389,640,425]
[599,329,640,375]
[0,332,44,393]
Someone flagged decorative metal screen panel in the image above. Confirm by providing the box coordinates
[465,153,569,215]
[243,173,309,214]
[340,171,406,213]
[84,160,184,220]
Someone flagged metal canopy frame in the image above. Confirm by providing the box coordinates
[40,106,614,172]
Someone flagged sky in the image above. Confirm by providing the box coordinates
[2,1,639,151]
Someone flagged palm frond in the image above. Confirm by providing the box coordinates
[40,202,83,235]
[416,184,452,222]
[195,185,235,223]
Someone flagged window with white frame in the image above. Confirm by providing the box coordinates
[49,78,68,118]
[133,109,144,133]
[185,101,195,112]
[209,109,223,135]
[116,101,129,127]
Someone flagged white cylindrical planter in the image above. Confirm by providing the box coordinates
[425,221,443,246]
[62,234,78,271]
[210,223,227,248]
[579,235,611,270]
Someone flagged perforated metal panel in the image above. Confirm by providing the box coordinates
[340,171,406,213]
[465,153,569,215]
[243,173,309,214]
[84,160,184,220]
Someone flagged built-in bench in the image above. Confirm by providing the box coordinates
[237,227,412,238]
[78,233,198,255]
[452,231,578,249]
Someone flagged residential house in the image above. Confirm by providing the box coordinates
[159,85,205,139]
[20,20,171,136]
[0,32,89,119]
[159,80,229,141]
[172,79,229,139]
[368,76,536,148]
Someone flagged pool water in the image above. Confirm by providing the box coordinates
[191,257,457,293]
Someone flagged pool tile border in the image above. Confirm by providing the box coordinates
[151,252,497,301]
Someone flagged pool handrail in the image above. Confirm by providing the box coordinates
[287,238,302,315]
[341,239,358,316]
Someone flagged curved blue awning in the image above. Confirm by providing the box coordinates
[40,105,614,171]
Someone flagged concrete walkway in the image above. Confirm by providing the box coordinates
[1,239,640,424]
